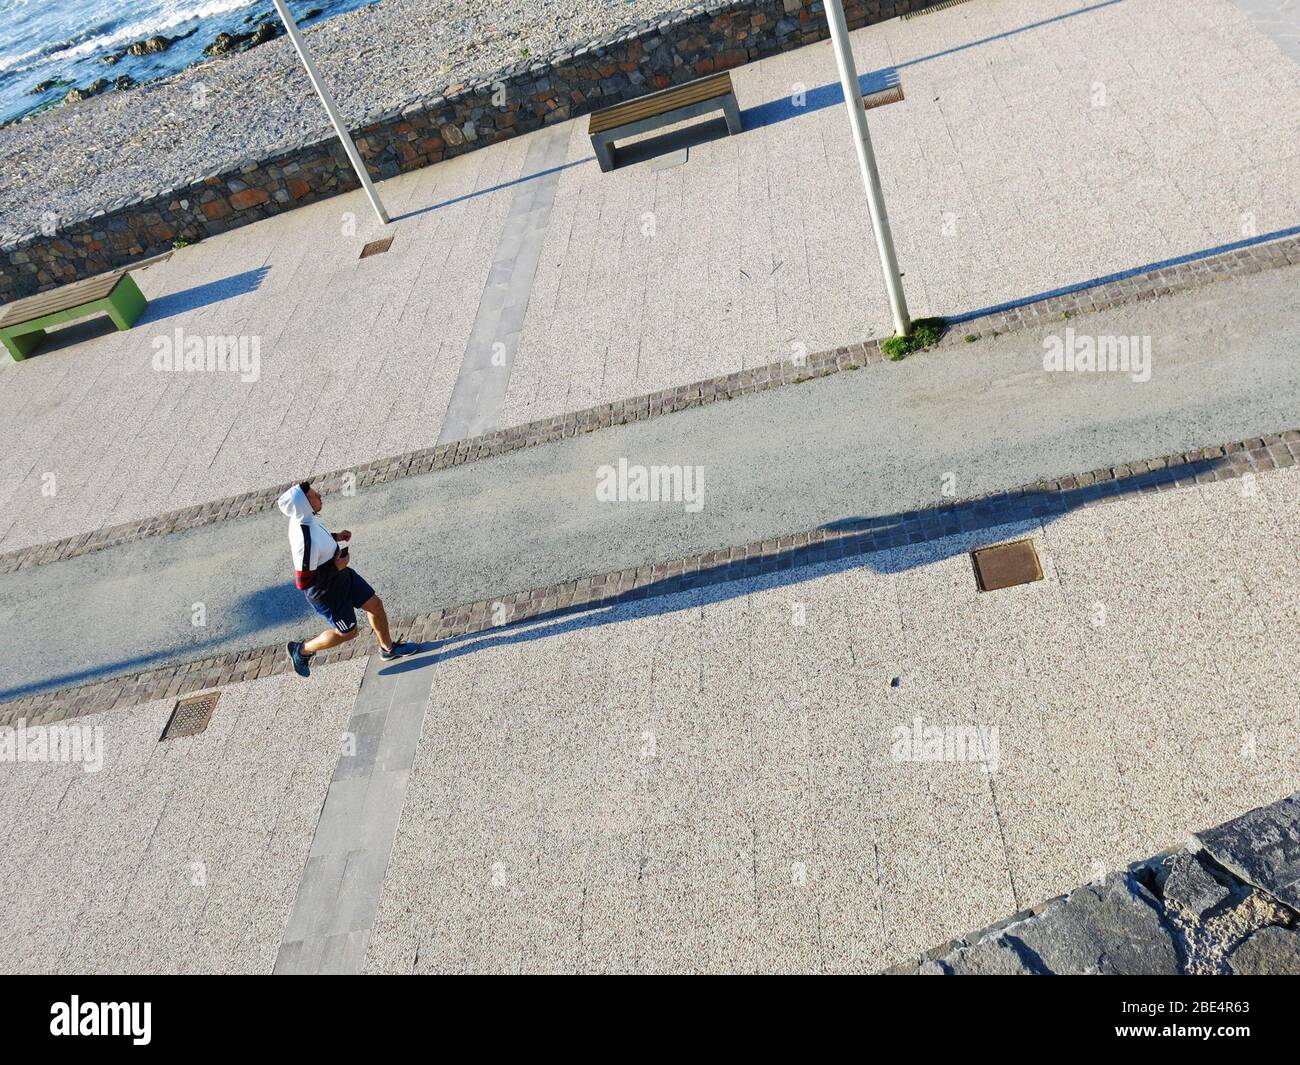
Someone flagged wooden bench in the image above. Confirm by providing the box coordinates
[588,72,742,173]
[0,270,148,361]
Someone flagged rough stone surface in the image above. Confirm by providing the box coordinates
[1227,925,1300,975]
[1193,794,1300,909]
[1003,876,1183,976]
[941,937,1042,975]
[1175,890,1293,976]
[1162,852,1232,921]
[896,793,1300,975]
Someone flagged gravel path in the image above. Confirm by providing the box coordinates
[0,0,689,243]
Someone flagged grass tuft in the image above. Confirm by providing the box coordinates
[880,317,946,361]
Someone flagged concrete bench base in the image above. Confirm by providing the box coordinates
[0,272,147,362]
[591,93,742,173]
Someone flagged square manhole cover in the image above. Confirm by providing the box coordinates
[160,691,220,741]
[359,236,394,259]
[971,539,1043,592]
[863,84,904,111]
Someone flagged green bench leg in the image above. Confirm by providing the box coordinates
[1,271,147,361]
[1,328,45,362]
[104,273,147,330]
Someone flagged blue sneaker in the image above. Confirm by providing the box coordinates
[380,640,418,661]
[286,641,312,677]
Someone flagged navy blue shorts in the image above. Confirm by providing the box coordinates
[304,567,377,634]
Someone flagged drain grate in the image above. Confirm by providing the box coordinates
[359,236,394,259]
[903,0,975,19]
[863,84,905,111]
[160,691,220,741]
[970,539,1044,592]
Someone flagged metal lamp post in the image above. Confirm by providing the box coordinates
[824,0,910,337]
[270,0,389,225]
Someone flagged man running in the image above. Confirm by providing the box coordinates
[279,481,416,677]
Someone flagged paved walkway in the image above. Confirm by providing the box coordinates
[5,461,1298,973]
[0,660,364,974]
[274,652,433,974]
[3,256,1300,701]
[366,468,1300,972]
[7,0,1300,979]
[3,0,1300,554]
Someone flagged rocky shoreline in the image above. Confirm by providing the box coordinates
[0,0,693,244]
[15,17,312,119]
[15,9,334,121]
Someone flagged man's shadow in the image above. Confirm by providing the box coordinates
[0,580,303,701]
[378,457,1219,679]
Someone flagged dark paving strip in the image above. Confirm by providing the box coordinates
[4,230,1299,577]
[274,652,434,974]
[5,428,1295,728]
[436,126,570,444]
[1229,0,1300,68]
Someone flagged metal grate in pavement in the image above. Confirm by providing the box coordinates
[903,0,975,19]
[160,691,220,741]
[863,84,905,110]
[359,236,394,259]
[970,539,1044,592]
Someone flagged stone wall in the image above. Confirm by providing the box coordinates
[0,0,930,304]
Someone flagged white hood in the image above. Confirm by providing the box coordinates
[277,484,313,522]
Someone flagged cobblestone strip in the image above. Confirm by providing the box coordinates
[5,230,1300,577]
[4,428,1296,728]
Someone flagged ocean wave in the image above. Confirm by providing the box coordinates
[0,0,261,75]
[0,45,47,76]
